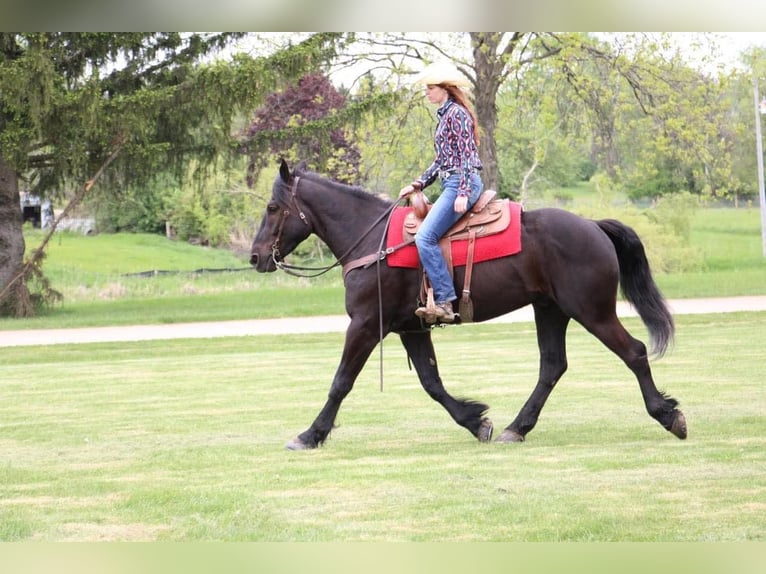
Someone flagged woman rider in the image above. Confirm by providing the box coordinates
[399,61,484,323]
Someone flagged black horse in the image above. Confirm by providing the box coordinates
[250,159,687,450]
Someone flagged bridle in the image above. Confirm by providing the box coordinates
[268,175,402,278]
[269,176,314,275]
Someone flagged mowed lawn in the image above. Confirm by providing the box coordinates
[1,312,764,541]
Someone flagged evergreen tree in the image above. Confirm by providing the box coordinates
[0,32,340,316]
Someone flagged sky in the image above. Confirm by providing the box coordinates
[694,32,766,70]
[221,32,766,94]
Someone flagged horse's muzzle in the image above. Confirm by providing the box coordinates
[250,251,277,273]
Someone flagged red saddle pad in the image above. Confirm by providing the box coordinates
[386,201,522,269]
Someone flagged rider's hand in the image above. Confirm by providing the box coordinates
[454,195,469,214]
[399,184,416,199]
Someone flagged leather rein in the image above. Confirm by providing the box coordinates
[270,175,404,278]
[268,175,411,393]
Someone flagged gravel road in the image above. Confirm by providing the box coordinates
[1,296,765,348]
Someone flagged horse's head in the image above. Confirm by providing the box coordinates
[250,159,313,272]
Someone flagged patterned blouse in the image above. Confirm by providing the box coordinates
[415,98,482,196]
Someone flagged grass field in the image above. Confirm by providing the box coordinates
[1,313,764,541]
[658,207,766,297]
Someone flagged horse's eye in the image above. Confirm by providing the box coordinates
[267,203,280,214]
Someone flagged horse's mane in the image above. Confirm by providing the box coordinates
[289,168,394,208]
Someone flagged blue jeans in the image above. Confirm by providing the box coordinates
[415,172,484,304]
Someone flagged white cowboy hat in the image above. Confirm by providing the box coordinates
[412,61,471,88]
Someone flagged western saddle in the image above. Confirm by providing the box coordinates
[406,189,510,322]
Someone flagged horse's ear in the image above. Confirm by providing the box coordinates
[295,160,308,172]
[279,158,291,183]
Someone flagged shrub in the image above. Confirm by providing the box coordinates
[574,177,703,273]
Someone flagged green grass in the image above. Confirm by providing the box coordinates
[5,285,346,329]
[3,229,346,329]
[655,207,766,297]
[0,313,764,541]
[34,230,249,274]
[689,207,766,269]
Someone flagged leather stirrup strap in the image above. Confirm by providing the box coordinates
[460,229,477,322]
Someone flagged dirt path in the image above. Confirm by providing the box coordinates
[2,296,766,348]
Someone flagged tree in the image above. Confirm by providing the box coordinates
[332,33,741,203]
[553,33,741,200]
[469,33,566,191]
[494,57,594,202]
[0,32,341,316]
[327,33,614,191]
[241,72,362,186]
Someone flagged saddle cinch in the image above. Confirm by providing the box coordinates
[407,189,510,323]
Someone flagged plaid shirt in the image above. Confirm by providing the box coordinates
[416,99,482,196]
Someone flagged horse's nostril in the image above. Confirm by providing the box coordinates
[249,253,258,266]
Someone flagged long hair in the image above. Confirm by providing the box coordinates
[442,84,480,147]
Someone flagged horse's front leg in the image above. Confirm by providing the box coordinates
[399,330,493,442]
[286,318,380,450]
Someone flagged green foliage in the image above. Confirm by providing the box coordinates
[89,155,262,248]
[354,84,436,197]
[573,175,703,273]
[1,31,345,201]
[495,64,595,200]
[647,191,698,242]
[543,33,748,203]
[167,182,253,248]
[242,72,363,185]
[92,181,172,235]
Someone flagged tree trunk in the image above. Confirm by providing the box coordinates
[0,153,30,316]
[474,77,500,192]
[470,33,504,193]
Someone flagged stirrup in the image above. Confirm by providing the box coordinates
[415,288,457,324]
[416,305,457,324]
[415,287,438,324]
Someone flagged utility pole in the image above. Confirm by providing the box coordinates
[754,75,766,257]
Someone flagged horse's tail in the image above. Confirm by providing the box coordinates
[596,219,674,357]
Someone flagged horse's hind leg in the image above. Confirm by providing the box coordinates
[399,330,494,442]
[587,314,686,439]
[497,301,570,443]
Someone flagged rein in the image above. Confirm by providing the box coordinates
[271,176,403,278]
[270,175,407,393]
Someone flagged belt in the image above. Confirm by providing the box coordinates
[438,166,482,181]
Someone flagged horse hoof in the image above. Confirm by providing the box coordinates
[495,429,525,443]
[670,411,687,440]
[285,437,314,450]
[477,418,494,442]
